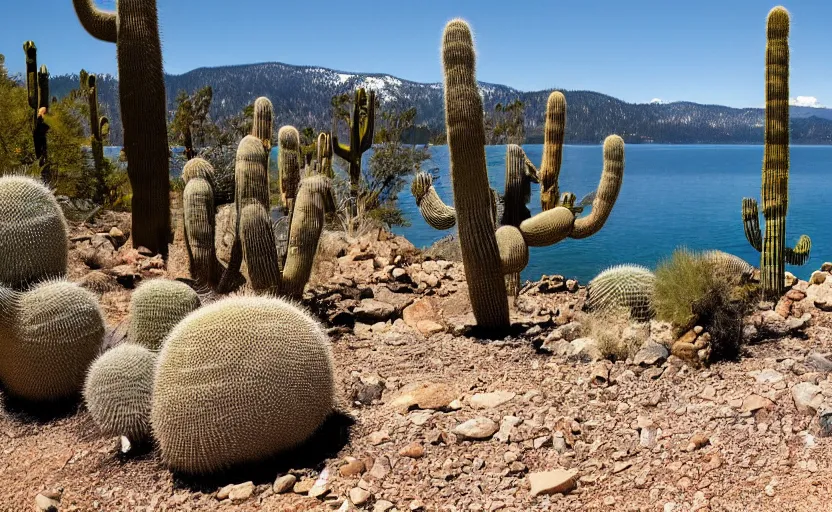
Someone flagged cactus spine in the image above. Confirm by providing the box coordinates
[741,6,811,298]
[333,88,375,217]
[411,20,625,327]
[72,0,171,257]
[23,41,51,183]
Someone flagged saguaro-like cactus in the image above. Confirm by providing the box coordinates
[411,20,625,328]
[84,73,110,203]
[333,88,375,216]
[741,6,811,297]
[23,41,51,183]
[72,0,171,257]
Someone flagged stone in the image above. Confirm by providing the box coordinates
[293,478,316,494]
[354,299,396,323]
[570,337,602,361]
[470,391,516,409]
[399,442,425,458]
[792,382,823,414]
[742,394,775,413]
[368,430,391,445]
[528,469,578,496]
[408,410,434,426]
[612,461,632,474]
[417,320,445,336]
[273,474,297,493]
[350,487,371,506]
[403,298,440,328]
[339,459,366,477]
[805,353,832,373]
[493,415,523,443]
[409,499,425,511]
[634,341,669,367]
[35,494,60,512]
[453,417,499,440]
[566,279,579,292]
[818,410,832,438]
[751,369,784,384]
[374,501,395,512]
[389,382,458,413]
[553,322,583,342]
[353,374,386,405]
[368,456,391,481]
[228,482,255,501]
[589,361,611,386]
[686,433,710,451]
[822,262,832,272]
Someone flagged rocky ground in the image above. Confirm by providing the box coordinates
[3,210,832,512]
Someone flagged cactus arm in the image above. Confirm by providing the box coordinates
[411,172,456,230]
[502,145,534,227]
[281,176,333,299]
[539,91,566,210]
[359,90,375,153]
[239,201,282,295]
[741,197,763,252]
[331,135,351,161]
[784,235,811,266]
[442,19,509,327]
[570,135,625,239]
[495,225,528,274]
[71,0,117,43]
[37,65,50,112]
[519,206,575,247]
[23,42,38,111]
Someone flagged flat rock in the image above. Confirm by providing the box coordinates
[469,391,516,409]
[806,352,832,373]
[634,341,670,367]
[228,481,255,501]
[751,369,784,384]
[350,487,371,506]
[570,337,602,361]
[389,382,457,413]
[792,382,823,414]
[528,469,578,497]
[742,394,775,413]
[35,494,60,512]
[453,417,499,440]
[339,459,366,477]
[367,456,391,481]
[399,442,425,458]
[374,501,395,512]
[353,299,396,323]
[273,474,297,493]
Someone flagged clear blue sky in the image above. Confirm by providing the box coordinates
[2,0,830,108]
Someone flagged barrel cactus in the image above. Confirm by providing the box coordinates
[741,7,811,298]
[586,265,656,322]
[0,280,104,401]
[703,250,755,283]
[410,19,625,328]
[83,343,156,442]
[151,295,334,474]
[0,176,68,290]
[127,279,201,351]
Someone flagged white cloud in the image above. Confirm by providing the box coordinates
[789,96,825,108]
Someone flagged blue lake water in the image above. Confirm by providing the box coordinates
[106,144,831,284]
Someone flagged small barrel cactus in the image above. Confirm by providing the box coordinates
[127,279,201,351]
[151,295,334,474]
[83,343,156,442]
[0,280,104,401]
[586,265,656,322]
[703,250,755,282]
[0,176,68,289]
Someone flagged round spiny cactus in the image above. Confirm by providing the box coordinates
[84,343,156,442]
[586,264,656,322]
[127,279,201,351]
[703,250,754,282]
[182,157,215,185]
[0,176,68,289]
[0,280,104,401]
[151,295,334,475]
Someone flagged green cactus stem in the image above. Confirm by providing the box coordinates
[317,132,333,177]
[85,73,109,203]
[72,0,171,257]
[252,97,274,148]
[411,172,457,230]
[333,88,375,217]
[539,92,566,210]
[278,126,301,219]
[23,42,51,183]
[740,6,811,297]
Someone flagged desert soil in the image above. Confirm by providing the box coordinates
[2,210,832,512]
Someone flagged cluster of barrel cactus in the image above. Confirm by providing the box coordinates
[411,19,625,328]
[182,97,335,298]
[0,176,105,402]
[741,7,811,298]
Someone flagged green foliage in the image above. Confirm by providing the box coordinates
[486,99,526,145]
[654,248,748,361]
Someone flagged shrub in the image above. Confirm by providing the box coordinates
[579,306,643,361]
[654,248,749,361]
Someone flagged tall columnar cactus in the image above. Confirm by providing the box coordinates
[252,97,274,148]
[23,41,51,183]
[538,92,566,211]
[85,73,110,203]
[333,88,375,216]
[741,7,811,298]
[586,265,656,322]
[0,280,104,401]
[182,121,333,298]
[72,0,171,257]
[127,279,201,351]
[317,132,333,178]
[411,20,625,328]
[84,343,157,442]
[0,176,68,290]
[151,295,334,475]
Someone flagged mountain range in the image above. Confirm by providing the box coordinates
[46,61,832,146]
